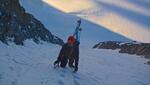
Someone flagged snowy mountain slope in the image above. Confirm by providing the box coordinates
[44,0,150,43]
[0,0,150,85]
[19,0,130,47]
[0,41,150,85]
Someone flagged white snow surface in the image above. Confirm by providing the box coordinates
[43,0,150,43]
[19,0,130,46]
[0,41,150,85]
[0,0,150,85]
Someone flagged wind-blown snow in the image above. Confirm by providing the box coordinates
[43,0,150,43]
[19,0,131,48]
[43,0,96,13]
[0,40,150,85]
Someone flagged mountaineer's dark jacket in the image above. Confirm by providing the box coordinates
[54,41,79,72]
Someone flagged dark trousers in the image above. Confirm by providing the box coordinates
[60,56,68,68]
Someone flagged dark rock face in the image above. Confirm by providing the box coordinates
[147,61,150,65]
[93,41,150,64]
[0,0,64,45]
[93,41,121,50]
[119,43,150,58]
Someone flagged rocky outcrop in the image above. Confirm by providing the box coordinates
[93,41,121,50]
[93,41,150,64]
[0,0,64,45]
[147,61,150,65]
[119,43,150,58]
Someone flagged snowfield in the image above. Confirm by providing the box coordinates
[44,0,150,43]
[19,0,130,45]
[0,41,150,85]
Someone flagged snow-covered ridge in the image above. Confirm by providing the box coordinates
[44,0,150,43]
[42,0,96,13]
[93,41,150,64]
[19,0,131,48]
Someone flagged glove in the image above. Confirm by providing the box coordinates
[73,67,78,73]
[53,60,59,67]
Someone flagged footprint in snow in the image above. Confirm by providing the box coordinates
[74,75,81,80]
[60,73,65,78]
[58,80,64,85]
[0,74,2,79]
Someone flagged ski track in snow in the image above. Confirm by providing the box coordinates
[0,41,150,85]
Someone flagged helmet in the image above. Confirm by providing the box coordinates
[68,35,75,45]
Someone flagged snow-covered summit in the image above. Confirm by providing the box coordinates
[44,0,150,43]
[19,0,131,47]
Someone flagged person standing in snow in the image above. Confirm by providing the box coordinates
[53,19,81,73]
[53,36,79,72]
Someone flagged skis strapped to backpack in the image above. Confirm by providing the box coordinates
[73,19,82,42]
[53,19,82,72]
